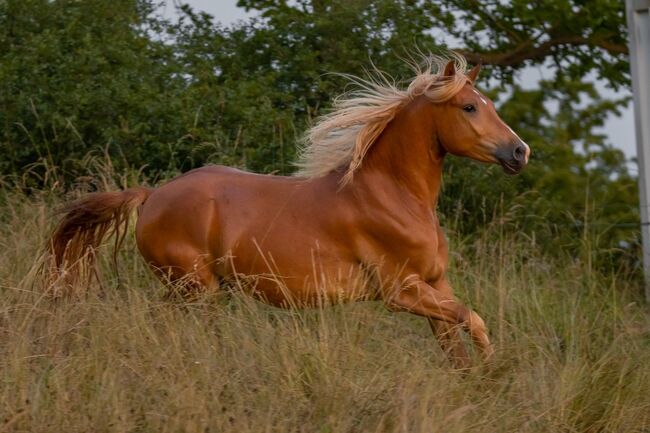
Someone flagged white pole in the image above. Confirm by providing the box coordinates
[627,0,650,302]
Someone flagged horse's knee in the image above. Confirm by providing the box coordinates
[464,310,493,359]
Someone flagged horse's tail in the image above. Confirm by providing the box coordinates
[49,187,152,285]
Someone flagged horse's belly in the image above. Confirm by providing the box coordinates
[224,238,370,307]
[243,268,371,307]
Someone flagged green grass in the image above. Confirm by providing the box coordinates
[0,185,648,433]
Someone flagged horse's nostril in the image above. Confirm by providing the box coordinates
[513,145,525,162]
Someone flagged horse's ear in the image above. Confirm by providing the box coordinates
[443,60,456,77]
[467,63,481,83]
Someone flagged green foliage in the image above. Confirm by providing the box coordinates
[0,0,640,275]
[447,0,629,86]
[0,0,188,177]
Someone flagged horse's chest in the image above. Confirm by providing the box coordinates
[412,233,447,281]
[366,216,448,280]
[403,216,449,279]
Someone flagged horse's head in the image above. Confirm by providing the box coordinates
[435,62,530,174]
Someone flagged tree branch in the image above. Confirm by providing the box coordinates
[463,0,526,43]
[457,35,628,67]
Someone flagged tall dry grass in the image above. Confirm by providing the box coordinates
[0,181,648,433]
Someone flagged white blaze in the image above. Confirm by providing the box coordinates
[505,125,530,164]
[472,89,488,105]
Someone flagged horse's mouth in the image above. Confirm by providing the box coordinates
[499,160,523,175]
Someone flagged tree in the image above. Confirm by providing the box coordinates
[0,0,187,180]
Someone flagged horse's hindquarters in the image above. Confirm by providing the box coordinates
[135,169,224,289]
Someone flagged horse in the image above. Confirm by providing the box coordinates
[49,55,530,369]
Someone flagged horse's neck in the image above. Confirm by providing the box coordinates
[357,97,445,207]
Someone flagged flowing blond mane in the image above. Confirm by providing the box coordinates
[295,54,470,184]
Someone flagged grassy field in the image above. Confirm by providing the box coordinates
[0,184,649,433]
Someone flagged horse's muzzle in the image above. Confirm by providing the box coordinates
[495,141,530,175]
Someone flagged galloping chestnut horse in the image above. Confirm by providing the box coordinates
[50,56,530,368]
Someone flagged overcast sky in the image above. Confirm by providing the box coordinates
[162,0,638,166]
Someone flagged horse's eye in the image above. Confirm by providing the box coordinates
[463,104,476,113]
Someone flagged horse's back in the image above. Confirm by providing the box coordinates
[135,164,304,261]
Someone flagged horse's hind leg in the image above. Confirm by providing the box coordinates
[146,248,218,300]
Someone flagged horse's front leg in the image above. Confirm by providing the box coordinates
[387,275,494,362]
[428,278,471,369]
[427,319,471,369]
